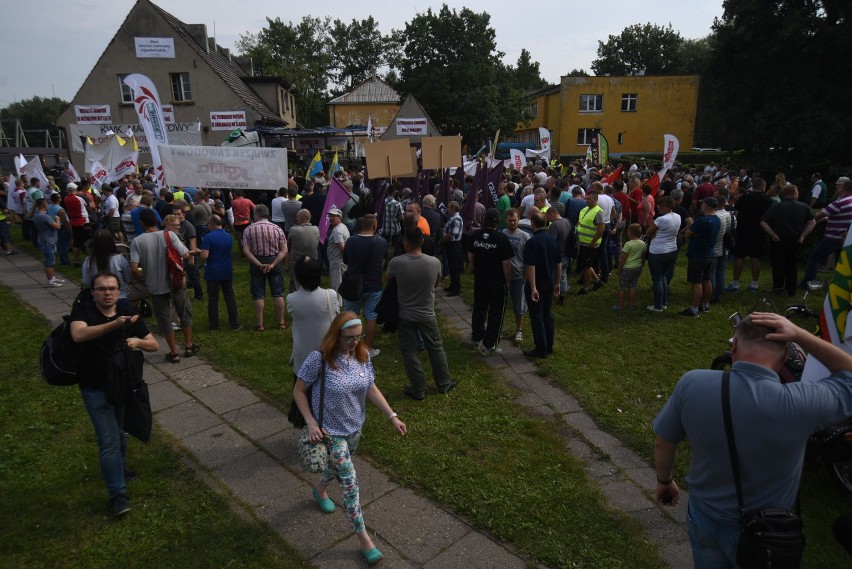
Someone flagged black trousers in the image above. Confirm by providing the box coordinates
[445,241,463,293]
[770,236,800,295]
[471,278,507,349]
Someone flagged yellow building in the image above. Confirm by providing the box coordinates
[327,76,401,133]
[514,75,699,158]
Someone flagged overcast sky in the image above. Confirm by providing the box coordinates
[0,0,722,108]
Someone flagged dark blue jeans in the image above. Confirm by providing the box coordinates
[525,280,554,356]
[802,237,841,285]
[648,250,678,309]
[80,387,127,499]
[207,279,239,329]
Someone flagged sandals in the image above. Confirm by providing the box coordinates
[278,321,288,330]
[184,344,200,358]
[254,325,265,332]
[165,352,181,363]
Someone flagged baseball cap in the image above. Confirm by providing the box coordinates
[66,182,78,190]
[327,208,342,217]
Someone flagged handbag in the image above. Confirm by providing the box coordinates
[721,371,805,569]
[105,321,153,443]
[164,230,186,290]
[337,235,377,301]
[297,358,329,473]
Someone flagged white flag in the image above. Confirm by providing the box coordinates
[105,150,139,183]
[509,149,526,172]
[123,73,170,187]
[660,134,680,177]
[65,162,81,182]
[21,156,50,186]
[14,154,27,176]
[538,127,551,161]
[366,115,373,140]
[89,160,109,189]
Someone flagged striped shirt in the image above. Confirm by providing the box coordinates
[444,212,463,241]
[381,198,403,237]
[242,219,287,257]
[823,195,852,241]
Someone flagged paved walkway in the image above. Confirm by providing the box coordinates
[2,251,691,568]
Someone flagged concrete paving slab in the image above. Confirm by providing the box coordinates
[311,533,417,569]
[507,360,539,374]
[364,487,470,564]
[584,459,619,481]
[257,493,355,559]
[223,401,288,440]
[213,449,301,507]
[606,445,651,471]
[600,480,655,513]
[193,381,260,414]
[155,398,221,436]
[142,363,168,385]
[148,380,192,412]
[658,539,694,569]
[257,427,301,465]
[181,423,256,469]
[170,363,228,392]
[38,301,71,314]
[351,457,399,506]
[624,467,658,492]
[631,507,689,542]
[563,435,595,461]
[562,411,599,432]
[423,530,526,569]
[526,380,582,413]
[583,429,624,451]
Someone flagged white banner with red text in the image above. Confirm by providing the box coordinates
[158,145,288,190]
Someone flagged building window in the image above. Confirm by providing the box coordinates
[577,128,598,145]
[170,73,193,102]
[621,93,637,112]
[118,75,133,103]
[618,132,624,144]
[526,102,538,118]
[579,94,603,112]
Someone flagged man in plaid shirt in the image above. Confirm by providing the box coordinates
[242,204,288,331]
[440,201,464,296]
[381,189,404,255]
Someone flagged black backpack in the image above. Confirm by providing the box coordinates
[40,315,80,386]
[348,190,373,220]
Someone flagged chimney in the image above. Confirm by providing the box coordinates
[234,55,254,76]
[184,24,208,53]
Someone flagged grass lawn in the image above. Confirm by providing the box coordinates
[7,222,850,567]
[0,283,310,569]
[509,254,852,567]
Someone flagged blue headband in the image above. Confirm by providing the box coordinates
[341,318,362,330]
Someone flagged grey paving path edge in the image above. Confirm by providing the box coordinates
[433,291,693,569]
[0,252,531,568]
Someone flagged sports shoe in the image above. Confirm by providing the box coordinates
[480,344,502,357]
[699,305,710,313]
[678,308,699,318]
[514,330,523,343]
[368,348,381,358]
[647,305,663,313]
[109,493,131,517]
[50,278,66,284]
[437,379,458,394]
[592,280,605,291]
[726,283,740,292]
[748,284,760,293]
[47,280,63,288]
[577,288,589,296]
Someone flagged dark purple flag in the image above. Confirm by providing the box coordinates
[318,178,354,244]
[479,163,503,209]
[461,163,484,232]
[436,168,451,217]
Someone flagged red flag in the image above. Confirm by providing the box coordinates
[603,165,623,185]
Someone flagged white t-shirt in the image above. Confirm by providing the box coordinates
[648,212,680,254]
[271,196,287,223]
[102,194,120,217]
[596,193,614,224]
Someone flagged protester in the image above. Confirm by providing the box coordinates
[200,215,241,331]
[679,198,721,317]
[654,312,852,567]
[760,185,815,296]
[575,192,606,295]
[726,178,773,293]
[645,196,680,312]
[469,208,512,356]
[287,209,320,293]
[440,201,464,296]
[523,212,561,358]
[287,256,339,376]
[326,207,350,299]
[503,208,530,344]
[82,229,133,310]
[801,178,852,286]
[70,271,159,517]
[342,214,387,357]
[33,198,64,287]
[613,223,646,311]
[293,311,406,565]
[241,204,288,331]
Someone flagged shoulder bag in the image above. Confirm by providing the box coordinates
[164,230,186,290]
[297,358,330,473]
[722,371,805,569]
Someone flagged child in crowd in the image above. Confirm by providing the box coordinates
[613,223,646,310]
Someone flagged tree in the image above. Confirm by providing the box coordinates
[395,5,530,148]
[328,17,401,95]
[0,96,69,131]
[237,16,332,127]
[591,23,692,75]
[702,0,851,168]
[512,49,548,90]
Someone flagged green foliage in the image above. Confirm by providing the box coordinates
[702,0,852,166]
[395,4,530,148]
[328,17,401,95]
[237,16,333,127]
[591,23,698,76]
[512,48,548,90]
[0,96,69,130]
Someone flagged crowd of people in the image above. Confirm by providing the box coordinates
[3,157,851,564]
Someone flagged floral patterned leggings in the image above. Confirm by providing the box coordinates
[320,430,363,533]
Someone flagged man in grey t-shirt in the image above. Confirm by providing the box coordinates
[386,227,456,400]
